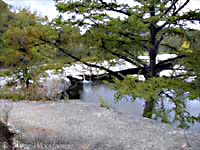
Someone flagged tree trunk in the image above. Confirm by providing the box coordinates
[143,49,157,118]
[149,48,157,77]
[143,21,158,118]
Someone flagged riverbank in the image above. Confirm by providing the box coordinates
[0,99,200,149]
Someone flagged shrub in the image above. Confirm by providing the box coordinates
[99,97,110,109]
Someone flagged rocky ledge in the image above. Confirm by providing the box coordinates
[0,100,200,150]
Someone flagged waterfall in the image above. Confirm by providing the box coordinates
[82,74,92,92]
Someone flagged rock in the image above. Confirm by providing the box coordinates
[0,121,15,150]
[66,76,83,99]
[42,76,83,100]
[0,100,199,150]
[42,77,71,100]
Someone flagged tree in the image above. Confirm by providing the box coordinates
[0,4,83,100]
[182,30,200,99]
[1,9,49,88]
[0,0,12,35]
[53,0,200,127]
[0,0,14,67]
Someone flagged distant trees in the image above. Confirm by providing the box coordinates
[0,0,83,69]
[0,1,82,98]
[0,0,13,66]
[0,8,50,89]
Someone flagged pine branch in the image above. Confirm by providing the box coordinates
[160,0,179,18]
[39,37,124,79]
[155,54,186,73]
[157,0,190,31]
[98,0,131,16]
[101,38,144,68]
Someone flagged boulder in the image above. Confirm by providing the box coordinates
[42,77,71,100]
[66,76,83,99]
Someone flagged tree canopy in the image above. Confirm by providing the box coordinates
[53,0,200,127]
[0,0,13,61]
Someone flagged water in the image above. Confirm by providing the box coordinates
[80,82,200,132]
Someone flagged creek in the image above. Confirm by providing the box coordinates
[80,82,200,132]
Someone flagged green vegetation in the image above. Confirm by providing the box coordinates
[99,97,110,109]
[54,0,200,128]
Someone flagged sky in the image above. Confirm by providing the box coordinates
[3,0,200,29]
[3,0,58,20]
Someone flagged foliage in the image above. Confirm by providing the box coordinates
[0,6,81,101]
[0,65,49,101]
[99,96,110,109]
[2,11,54,67]
[54,0,200,128]
[0,0,13,64]
[110,76,200,128]
[0,4,84,67]
[180,30,200,98]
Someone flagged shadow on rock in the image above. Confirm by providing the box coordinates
[0,121,15,150]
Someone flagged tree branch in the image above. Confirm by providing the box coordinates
[173,0,190,16]
[118,32,149,51]
[155,54,186,73]
[157,0,190,31]
[160,43,178,51]
[101,38,135,64]
[84,67,142,81]
[98,0,131,16]
[39,37,124,79]
[160,0,179,18]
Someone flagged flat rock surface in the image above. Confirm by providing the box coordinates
[0,100,200,150]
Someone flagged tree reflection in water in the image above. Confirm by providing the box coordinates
[81,82,200,131]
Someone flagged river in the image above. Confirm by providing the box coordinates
[80,82,200,132]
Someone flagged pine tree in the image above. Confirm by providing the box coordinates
[53,0,200,127]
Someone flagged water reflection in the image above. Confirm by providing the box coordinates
[81,83,144,115]
[80,82,200,132]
